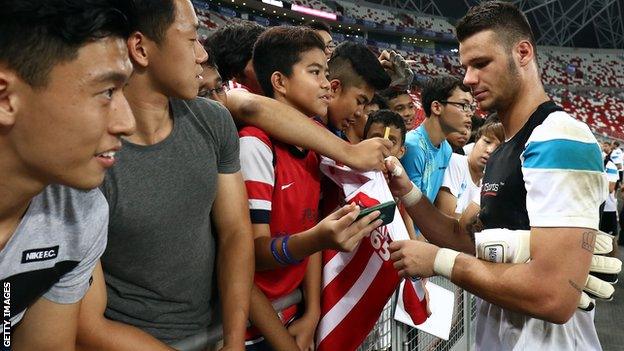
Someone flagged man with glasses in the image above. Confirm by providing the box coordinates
[400,75,473,233]
[306,21,335,60]
[199,53,228,105]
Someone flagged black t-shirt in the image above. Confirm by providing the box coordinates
[479,101,563,230]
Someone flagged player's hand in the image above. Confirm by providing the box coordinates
[316,203,382,252]
[346,138,392,171]
[378,50,414,90]
[287,313,319,351]
[384,156,414,198]
[389,240,439,278]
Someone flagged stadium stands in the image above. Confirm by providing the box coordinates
[550,88,624,140]
[399,13,455,34]
[539,48,624,88]
[197,4,624,140]
[291,0,334,13]
[334,0,402,26]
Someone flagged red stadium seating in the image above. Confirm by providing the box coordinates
[196,6,624,141]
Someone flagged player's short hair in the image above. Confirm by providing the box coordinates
[253,26,326,97]
[205,20,266,81]
[328,42,390,91]
[456,1,536,55]
[421,75,471,117]
[0,0,134,87]
[133,0,175,44]
[363,109,407,146]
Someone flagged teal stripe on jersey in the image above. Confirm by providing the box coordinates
[607,168,618,175]
[523,139,603,171]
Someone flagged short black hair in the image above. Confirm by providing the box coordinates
[369,93,388,110]
[305,21,331,34]
[363,109,407,146]
[456,1,536,54]
[133,0,176,44]
[328,42,390,91]
[253,26,325,97]
[0,0,134,87]
[421,75,471,117]
[204,45,217,68]
[205,21,266,81]
[468,115,486,144]
[379,88,410,102]
[614,141,620,147]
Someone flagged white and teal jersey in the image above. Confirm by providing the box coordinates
[477,101,605,351]
[520,110,607,229]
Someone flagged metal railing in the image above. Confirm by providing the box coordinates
[358,276,477,351]
[172,279,476,351]
[170,290,302,351]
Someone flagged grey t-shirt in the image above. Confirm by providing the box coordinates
[100,98,240,342]
[0,185,107,328]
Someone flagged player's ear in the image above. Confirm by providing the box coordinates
[397,145,406,159]
[330,79,342,95]
[271,71,288,97]
[0,69,20,128]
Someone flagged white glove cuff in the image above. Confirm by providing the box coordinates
[400,183,422,208]
[475,229,531,264]
[433,248,460,280]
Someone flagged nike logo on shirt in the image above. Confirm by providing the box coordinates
[281,182,294,190]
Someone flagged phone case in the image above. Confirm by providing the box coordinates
[356,201,396,226]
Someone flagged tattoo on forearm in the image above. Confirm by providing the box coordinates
[581,231,596,253]
[568,279,583,293]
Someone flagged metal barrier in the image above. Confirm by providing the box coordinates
[358,276,477,351]
[170,290,302,351]
[172,279,476,351]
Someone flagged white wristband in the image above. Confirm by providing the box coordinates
[433,248,460,280]
[400,183,422,207]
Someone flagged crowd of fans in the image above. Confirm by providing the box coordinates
[1,1,620,351]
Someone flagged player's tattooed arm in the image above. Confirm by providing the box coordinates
[581,230,596,253]
[568,279,583,293]
[568,231,596,294]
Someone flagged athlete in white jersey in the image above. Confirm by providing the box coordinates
[382,2,610,350]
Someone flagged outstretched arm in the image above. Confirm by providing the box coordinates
[385,157,477,254]
[225,89,392,171]
[390,227,593,324]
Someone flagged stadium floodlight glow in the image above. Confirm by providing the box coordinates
[291,4,337,20]
[261,0,283,7]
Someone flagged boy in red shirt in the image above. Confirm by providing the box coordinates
[240,26,382,351]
